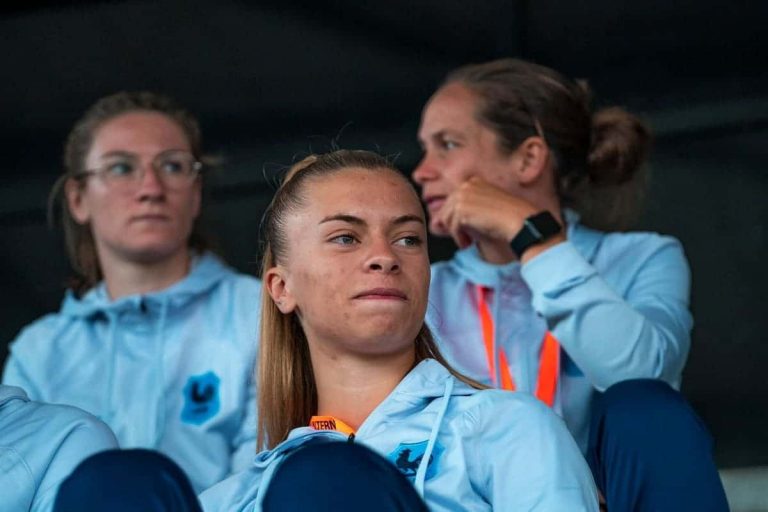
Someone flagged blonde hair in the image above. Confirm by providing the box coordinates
[257,150,484,449]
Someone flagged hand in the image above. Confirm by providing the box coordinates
[434,177,540,249]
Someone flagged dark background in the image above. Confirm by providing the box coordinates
[1,0,766,468]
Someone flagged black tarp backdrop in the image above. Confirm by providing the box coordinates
[1,1,766,467]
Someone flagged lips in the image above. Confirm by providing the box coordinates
[423,195,446,213]
[353,288,408,300]
[131,213,170,223]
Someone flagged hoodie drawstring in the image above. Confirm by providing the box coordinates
[103,315,118,424]
[153,298,169,447]
[414,377,453,497]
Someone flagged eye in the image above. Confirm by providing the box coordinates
[394,235,423,247]
[103,161,135,177]
[158,157,187,175]
[330,233,358,245]
[437,135,460,151]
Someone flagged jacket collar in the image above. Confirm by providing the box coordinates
[60,251,235,318]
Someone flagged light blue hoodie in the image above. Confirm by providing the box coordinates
[427,210,692,452]
[199,359,598,511]
[3,252,261,492]
[0,384,118,512]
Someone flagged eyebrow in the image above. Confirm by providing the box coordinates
[98,150,135,159]
[319,214,424,226]
[97,148,191,160]
[419,129,464,146]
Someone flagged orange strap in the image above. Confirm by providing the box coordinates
[309,415,356,436]
[476,285,560,407]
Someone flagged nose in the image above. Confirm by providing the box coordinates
[412,153,436,186]
[365,238,400,274]
[135,162,166,200]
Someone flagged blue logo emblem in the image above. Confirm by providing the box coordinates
[387,440,444,481]
[181,371,220,425]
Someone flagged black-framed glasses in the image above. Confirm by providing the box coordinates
[76,150,202,190]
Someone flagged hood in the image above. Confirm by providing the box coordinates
[60,252,235,319]
[388,358,476,402]
[253,429,347,469]
[450,208,604,286]
[0,385,28,408]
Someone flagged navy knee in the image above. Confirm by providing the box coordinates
[54,449,201,512]
[263,441,427,511]
[596,379,712,444]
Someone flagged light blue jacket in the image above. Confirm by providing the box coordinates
[427,211,692,452]
[3,252,261,492]
[199,359,598,511]
[0,384,118,512]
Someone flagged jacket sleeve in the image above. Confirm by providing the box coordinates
[32,415,119,512]
[521,238,692,391]
[2,330,46,400]
[468,394,599,511]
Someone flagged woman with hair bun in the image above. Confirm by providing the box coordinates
[414,58,728,511]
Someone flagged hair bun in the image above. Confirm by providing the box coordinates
[588,107,652,185]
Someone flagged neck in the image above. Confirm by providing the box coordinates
[99,247,192,300]
[310,343,416,431]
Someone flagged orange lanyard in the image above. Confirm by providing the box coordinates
[476,285,560,407]
[309,415,356,436]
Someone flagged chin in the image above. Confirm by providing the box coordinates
[354,322,418,350]
[123,242,188,264]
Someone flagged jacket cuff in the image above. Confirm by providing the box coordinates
[521,242,596,298]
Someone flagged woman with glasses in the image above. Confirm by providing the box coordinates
[412,58,728,511]
[2,91,261,493]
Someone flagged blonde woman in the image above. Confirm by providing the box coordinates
[199,150,598,511]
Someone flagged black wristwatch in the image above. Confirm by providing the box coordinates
[510,211,562,258]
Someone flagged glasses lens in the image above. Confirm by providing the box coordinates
[154,151,199,187]
[99,158,138,182]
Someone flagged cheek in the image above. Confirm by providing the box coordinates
[293,262,345,311]
[405,257,431,311]
[173,190,201,221]
[85,195,124,236]
[444,155,480,187]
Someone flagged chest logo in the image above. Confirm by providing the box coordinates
[181,371,221,425]
[387,440,444,481]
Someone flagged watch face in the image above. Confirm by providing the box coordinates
[530,211,562,238]
[510,211,562,257]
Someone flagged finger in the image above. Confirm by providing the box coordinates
[441,199,473,248]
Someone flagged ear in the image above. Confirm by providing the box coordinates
[514,136,551,186]
[265,266,297,314]
[64,178,91,225]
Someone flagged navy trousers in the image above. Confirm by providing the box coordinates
[51,443,423,512]
[263,441,428,511]
[53,449,202,512]
[52,380,729,511]
[588,379,729,511]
